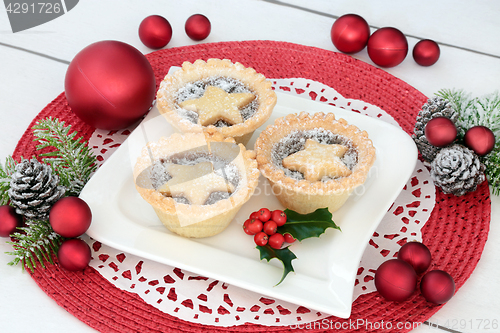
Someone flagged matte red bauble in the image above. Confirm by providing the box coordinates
[57,238,91,271]
[367,27,408,67]
[139,15,173,49]
[413,39,440,66]
[375,259,417,302]
[185,14,211,41]
[65,40,156,130]
[425,117,457,147]
[49,197,92,238]
[331,14,370,53]
[0,205,23,237]
[397,241,432,274]
[464,126,496,156]
[420,270,455,304]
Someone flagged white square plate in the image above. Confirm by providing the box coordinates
[81,90,417,318]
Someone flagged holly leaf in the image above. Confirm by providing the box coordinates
[278,208,340,241]
[257,245,297,285]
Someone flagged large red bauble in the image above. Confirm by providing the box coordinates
[420,270,455,304]
[374,259,417,302]
[185,14,211,41]
[65,40,156,130]
[397,241,432,274]
[425,117,457,147]
[139,15,173,49]
[330,14,370,54]
[57,238,92,271]
[0,205,23,237]
[49,197,92,238]
[367,27,408,67]
[413,39,440,66]
[464,126,496,156]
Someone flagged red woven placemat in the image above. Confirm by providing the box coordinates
[12,40,490,332]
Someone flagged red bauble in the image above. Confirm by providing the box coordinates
[0,205,23,237]
[65,40,156,130]
[397,241,432,274]
[425,117,457,147]
[330,14,370,54]
[367,27,408,67]
[421,270,455,304]
[49,197,92,238]
[375,259,417,302]
[413,39,440,66]
[139,15,172,49]
[57,238,92,271]
[185,14,211,41]
[464,126,496,156]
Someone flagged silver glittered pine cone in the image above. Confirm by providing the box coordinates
[430,144,486,196]
[8,159,66,220]
[412,96,458,162]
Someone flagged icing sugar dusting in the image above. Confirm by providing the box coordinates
[150,153,240,205]
[272,129,358,181]
[175,77,258,125]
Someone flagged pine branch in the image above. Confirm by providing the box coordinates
[0,156,19,205]
[484,149,500,196]
[32,118,97,196]
[6,220,64,272]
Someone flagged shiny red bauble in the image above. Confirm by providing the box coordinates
[330,14,370,54]
[367,27,408,67]
[413,39,440,66]
[57,238,92,271]
[420,270,455,304]
[375,259,417,302]
[425,117,457,147]
[397,241,432,274]
[0,205,23,237]
[185,14,211,41]
[464,126,496,156]
[139,15,173,49]
[65,40,156,130]
[49,197,92,238]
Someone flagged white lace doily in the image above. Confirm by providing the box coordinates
[85,78,435,327]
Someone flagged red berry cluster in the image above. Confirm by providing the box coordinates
[242,208,295,249]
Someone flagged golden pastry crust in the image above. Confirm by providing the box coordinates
[254,112,376,213]
[134,128,259,238]
[156,59,277,145]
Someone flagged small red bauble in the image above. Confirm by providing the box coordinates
[330,14,370,54]
[65,40,156,130]
[425,117,457,147]
[464,126,496,156]
[413,39,440,66]
[367,27,408,67]
[420,270,455,304]
[49,197,92,238]
[57,238,92,271]
[185,14,211,41]
[0,205,23,237]
[397,241,432,274]
[375,259,417,302]
[139,15,173,49]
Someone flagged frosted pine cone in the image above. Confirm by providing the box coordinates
[413,96,458,162]
[430,144,485,196]
[8,159,66,220]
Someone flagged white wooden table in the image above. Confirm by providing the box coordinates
[1,1,499,332]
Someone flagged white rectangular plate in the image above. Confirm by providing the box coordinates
[81,91,417,318]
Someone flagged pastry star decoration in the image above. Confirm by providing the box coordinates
[282,139,352,181]
[158,162,235,205]
[178,86,255,126]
